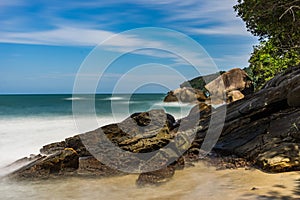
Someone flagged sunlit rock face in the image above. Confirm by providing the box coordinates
[163,87,207,103]
[205,68,253,104]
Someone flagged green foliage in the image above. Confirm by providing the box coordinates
[234,0,300,50]
[180,71,225,92]
[242,66,253,79]
[249,41,300,89]
[234,0,300,90]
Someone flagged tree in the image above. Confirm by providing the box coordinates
[234,0,300,51]
[234,0,300,89]
[249,40,300,89]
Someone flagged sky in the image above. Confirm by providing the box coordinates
[0,0,258,94]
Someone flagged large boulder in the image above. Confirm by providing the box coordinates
[163,91,178,102]
[227,90,245,103]
[7,109,184,180]
[164,68,253,104]
[205,68,253,103]
[163,87,207,103]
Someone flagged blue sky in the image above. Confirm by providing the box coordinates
[0,0,258,94]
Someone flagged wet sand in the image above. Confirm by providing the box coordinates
[1,162,300,200]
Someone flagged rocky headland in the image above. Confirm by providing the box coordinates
[3,66,300,186]
[163,68,254,104]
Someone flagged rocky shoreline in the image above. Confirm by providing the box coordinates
[3,66,300,186]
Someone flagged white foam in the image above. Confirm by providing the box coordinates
[0,115,121,173]
[64,97,86,101]
[153,102,194,107]
[117,101,140,105]
[149,102,193,120]
[105,97,126,101]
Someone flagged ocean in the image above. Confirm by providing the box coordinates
[0,94,193,170]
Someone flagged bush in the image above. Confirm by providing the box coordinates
[249,41,300,89]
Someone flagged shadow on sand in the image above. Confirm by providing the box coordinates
[239,177,300,200]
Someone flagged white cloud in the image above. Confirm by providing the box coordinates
[0,0,252,40]
[0,26,217,73]
[158,0,250,36]
[0,0,256,72]
[188,24,252,36]
[0,27,168,51]
[0,27,113,46]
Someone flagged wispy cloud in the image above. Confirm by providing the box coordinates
[115,0,250,36]
[0,25,219,74]
[0,0,256,73]
[188,25,252,36]
[0,27,113,46]
[0,0,252,46]
[32,72,123,80]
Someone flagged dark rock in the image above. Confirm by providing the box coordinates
[77,156,124,177]
[207,67,300,172]
[163,91,178,102]
[136,165,175,186]
[130,110,175,130]
[136,156,185,186]
[171,67,300,173]
[8,109,181,180]
[263,66,300,89]
[9,148,79,179]
[40,141,66,155]
[288,85,300,107]
[65,135,91,157]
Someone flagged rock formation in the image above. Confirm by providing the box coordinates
[205,68,253,103]
[163,87,207,103]
[164,68,253,104]
[4,66,300,185]
[193,66,300,172]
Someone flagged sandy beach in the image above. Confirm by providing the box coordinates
[1,162,300,200]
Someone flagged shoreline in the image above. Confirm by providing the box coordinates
[1,67,300,199]
[1,161,300,200]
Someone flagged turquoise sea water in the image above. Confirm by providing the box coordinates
[0,94,191,118]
